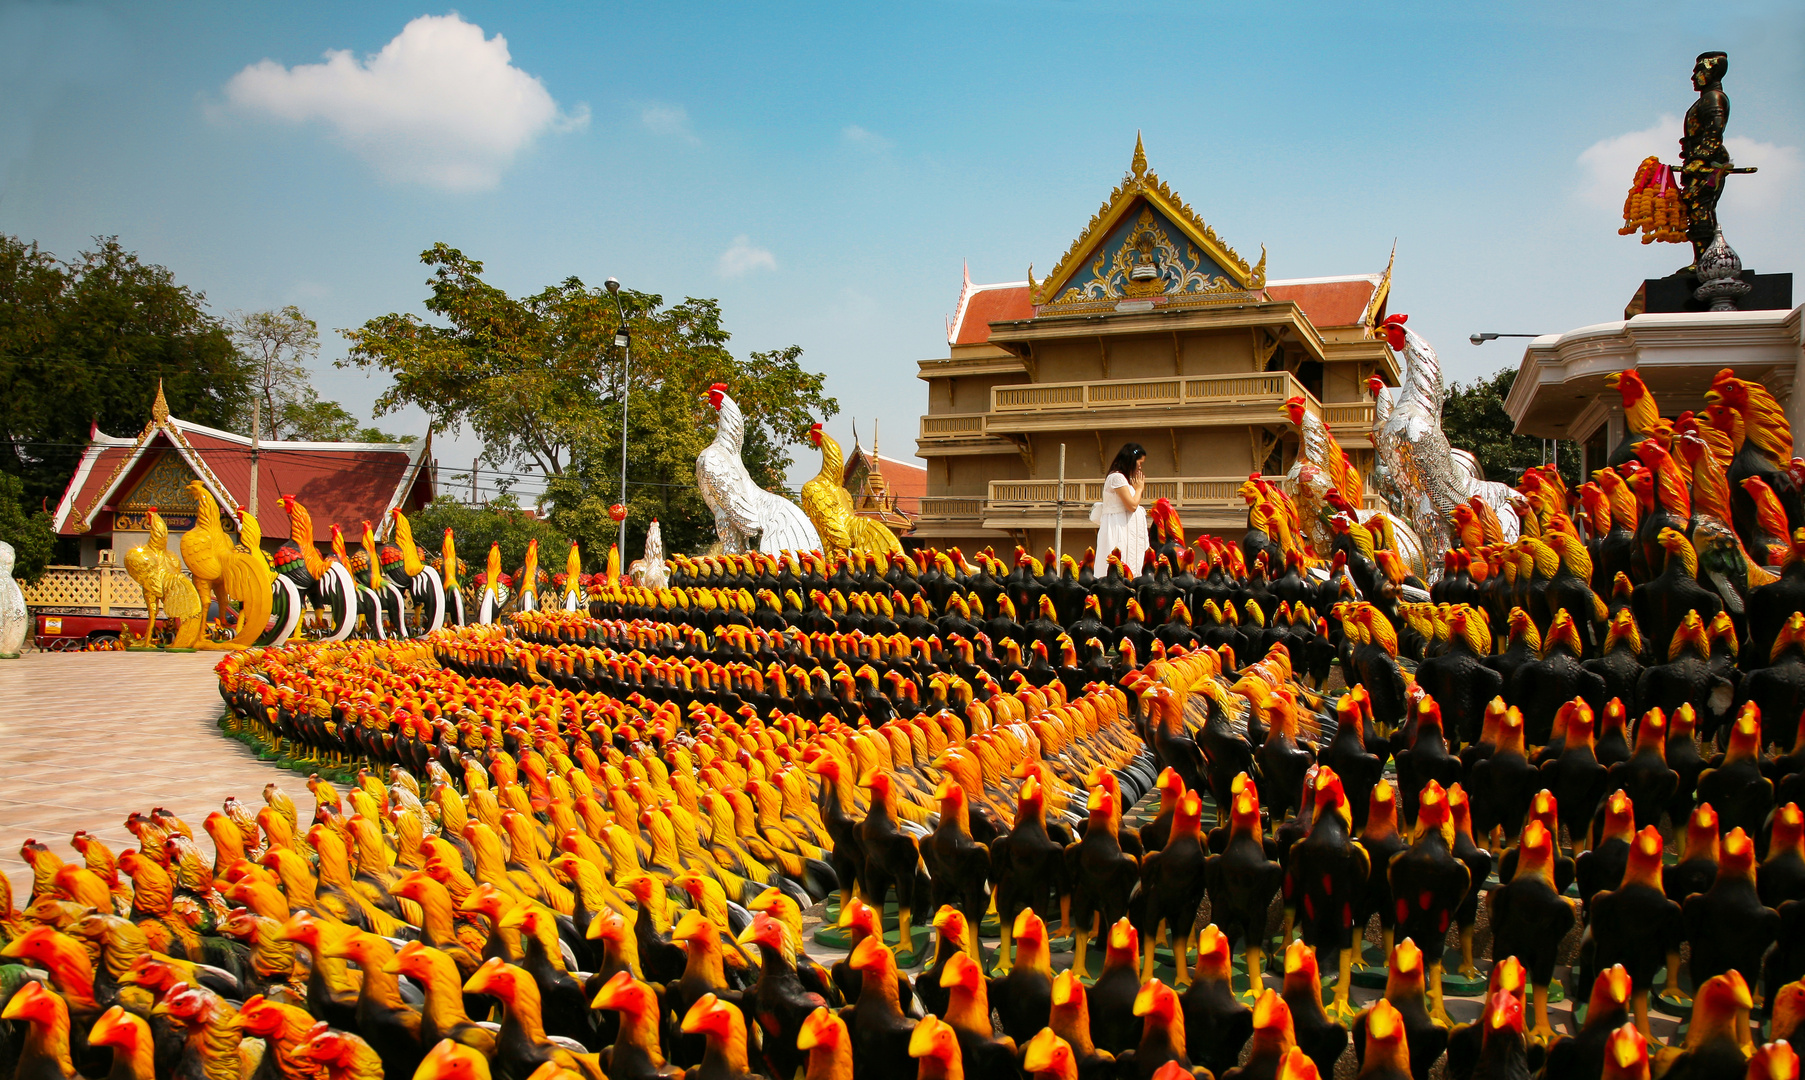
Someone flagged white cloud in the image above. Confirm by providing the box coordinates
[717,236,776,277]
[1577,114,1802,214]
[641,103,699,144]
[218,13,588,191]
[842,124,893,150]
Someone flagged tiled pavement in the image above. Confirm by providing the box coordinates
[0,650,314,897]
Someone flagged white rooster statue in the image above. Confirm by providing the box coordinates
[696,383,822,554]
[1371,314,1523,573]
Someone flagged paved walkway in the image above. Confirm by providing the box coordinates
[0,650,314,898]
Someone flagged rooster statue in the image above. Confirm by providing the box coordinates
[801,422,905,562]
[275,495,358,641]
[439,525,467,626]
[388,508,447,634]
[122,507,204,649]
[629,519,670,590]
[1283,398,1427,579]
[1372,315,1523,573]
[697,383,822,554]
[179,480,275,649]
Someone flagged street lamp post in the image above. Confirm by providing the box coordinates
[606,278,631,573]
[1469,332,1542,345]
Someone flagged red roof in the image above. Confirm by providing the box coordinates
[876,455,927,516]
[54,417,432,542]
[1264,275,1386,329]
[948,282,1033,346]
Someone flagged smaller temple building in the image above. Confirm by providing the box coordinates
[840,431,927,538]
[51,384,434,566]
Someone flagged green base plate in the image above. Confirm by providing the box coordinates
[1651,967,1696,1018]
[0,653,19,660]
[1438,959,1489,997]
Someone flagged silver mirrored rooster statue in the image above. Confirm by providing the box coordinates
[696,383,822,555]
[1372,315,1524,579]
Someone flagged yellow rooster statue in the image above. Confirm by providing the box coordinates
[563,540,583,610]
[123,507,203,649]
[801,423,904,561]
[179,481,273,649]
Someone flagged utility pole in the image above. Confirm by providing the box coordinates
[248,394,260,518]
[471,457,479,505]
[606,278,632,573]
[1054,443,1067,564]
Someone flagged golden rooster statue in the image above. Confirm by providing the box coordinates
[179,481,273,649]
[800,423,904,561]
[123,507,203,649]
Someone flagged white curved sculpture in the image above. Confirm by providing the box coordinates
[696,383,822,554]
[1373,315,1523,574]
[0,542,25,657]
[630,519,670,590]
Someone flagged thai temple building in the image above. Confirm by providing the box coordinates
[913,137,1399,552]
[50,383,435,566]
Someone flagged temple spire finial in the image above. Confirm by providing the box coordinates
[1131,131,1147,177]
[151,379,169,423]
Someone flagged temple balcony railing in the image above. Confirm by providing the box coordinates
[916,413,1018,456]
[1322,400,1377,448]
[982,474,1272,531]
[983,370,1321,434]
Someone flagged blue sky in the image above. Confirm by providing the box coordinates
[4,1,1801,500]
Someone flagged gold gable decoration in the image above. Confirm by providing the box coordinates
[1030,133,1265,308]
[1363,241,1397,336]
[69,380,240,536]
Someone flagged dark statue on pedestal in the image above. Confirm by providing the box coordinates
[1678,51,1755,272]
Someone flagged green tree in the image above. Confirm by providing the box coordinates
[1441,368,1579,487]
[407,494,569,583]
[229,305,403,443]
[279,392,408,443]
[0,472,54,585]
[343,244,836,563]
[0,235,249,527]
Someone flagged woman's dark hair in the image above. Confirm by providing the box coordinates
[1108,443,1146,479]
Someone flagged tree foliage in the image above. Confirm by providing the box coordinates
[278,393,407,443]
[230,305,403,443]
[406,495,568,581]
[1441,367,1579,487]
[229,305,317,440]
[343,244,837,563]
[0,235,250,524]
[0,471,55,585]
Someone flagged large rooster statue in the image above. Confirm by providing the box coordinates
[179,481,274,649]
[1283,397,1426,579]
[697,383,822,554]
[276,495,357,641]
[122,507,204,649]
[801,423,905,562]
[388,508,447,634]
[1372,315,1523,571]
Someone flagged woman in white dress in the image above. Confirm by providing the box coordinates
[1090,443,1149,571]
